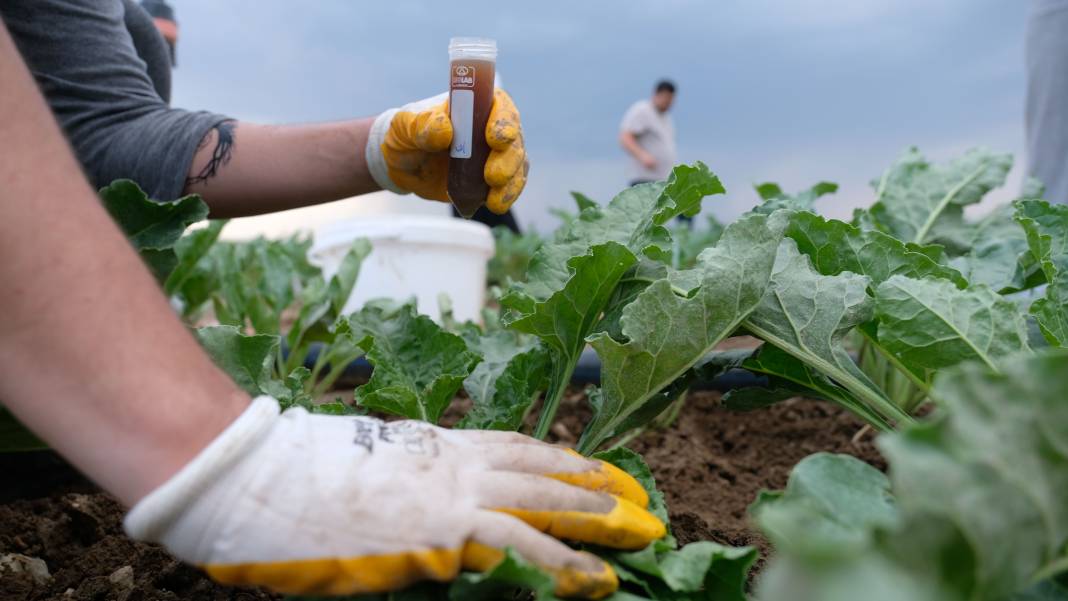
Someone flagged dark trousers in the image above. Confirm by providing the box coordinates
[451,205,520,233]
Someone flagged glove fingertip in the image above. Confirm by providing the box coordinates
[555,553,618,600]
[486,122,519,150]
[417,112,453,152]
[486,188,513,215]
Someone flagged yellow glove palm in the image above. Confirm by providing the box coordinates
[367,89,528,215]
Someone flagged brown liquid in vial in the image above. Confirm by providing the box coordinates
[447,58,495,218]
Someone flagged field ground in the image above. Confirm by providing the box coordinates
[0,391,881,600]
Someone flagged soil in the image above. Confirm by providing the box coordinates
[0,391,882,600]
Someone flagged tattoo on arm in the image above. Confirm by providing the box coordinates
[186,120,236,186]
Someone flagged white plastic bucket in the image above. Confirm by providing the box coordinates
[310,216,494,323]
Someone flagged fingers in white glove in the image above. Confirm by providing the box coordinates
[480,442,599,475]
[467,510,616,599]
[474,471,614,514]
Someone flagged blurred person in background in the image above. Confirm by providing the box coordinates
[619,79,677,188]
[1026,0,1068,203]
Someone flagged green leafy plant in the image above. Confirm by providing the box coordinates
[752,350,1068,601]
[103,179,373,408]
[488,226,543,287]
[364,151,1063,448]
[190,237,372,407]
[723,148,1059,427]
[99,179,219,284]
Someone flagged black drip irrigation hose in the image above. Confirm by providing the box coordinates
[297,344,770,392]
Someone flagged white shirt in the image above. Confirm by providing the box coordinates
[620,99,677,182]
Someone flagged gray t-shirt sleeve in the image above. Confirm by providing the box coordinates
[620,101,651,135]
[0,0,232,201]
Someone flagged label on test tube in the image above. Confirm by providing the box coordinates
[449,89,474,159]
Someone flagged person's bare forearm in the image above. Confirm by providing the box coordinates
[0,24,247,506]
[183,118,379,217]
[619,131,653,164]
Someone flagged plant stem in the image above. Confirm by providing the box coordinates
[743,321,914,428]
[310,350,363,399]
[308,344,330,384]
[652,389,688,429]
[532,357,576,440]
[606,427,646,452]
[859,330,931,404]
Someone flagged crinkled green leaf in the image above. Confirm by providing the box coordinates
[754,182,785,200]
[99,179,209,282]
[505,242,636,358]
[206,235,319,332]
[1016,200,1068,346]
[866,147,1012,250]
[875,275,1031,373]
[877,353,1068,598]
[100,179,208,250]
[448,548,558,601]
[457,332,549,431]
[579,213,784,453]
[571,191,600,212]
[194,325,278,396]
[785,211,965,287]
[670,213,726,270]
[509,163,723,305]
[757,351,1068,601]
[352,303,480,423]
[506,242,637,438]
[751,453,898,559]
[501,164,727,439]
[487,226,542,287]
[260,367,315,410]
[950,205,1037,293]
[166,220,227,296]
[752,181,838,214]
[613,542,757,600]
[742,240,909,429]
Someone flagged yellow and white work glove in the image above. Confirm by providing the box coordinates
[364,89,528,214]
[124,397,664,599]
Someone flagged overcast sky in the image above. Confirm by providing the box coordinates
[170,0,1032,231]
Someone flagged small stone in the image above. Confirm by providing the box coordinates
[551,422,572,440]
[108,565,135,589]
[0,553,51,586]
